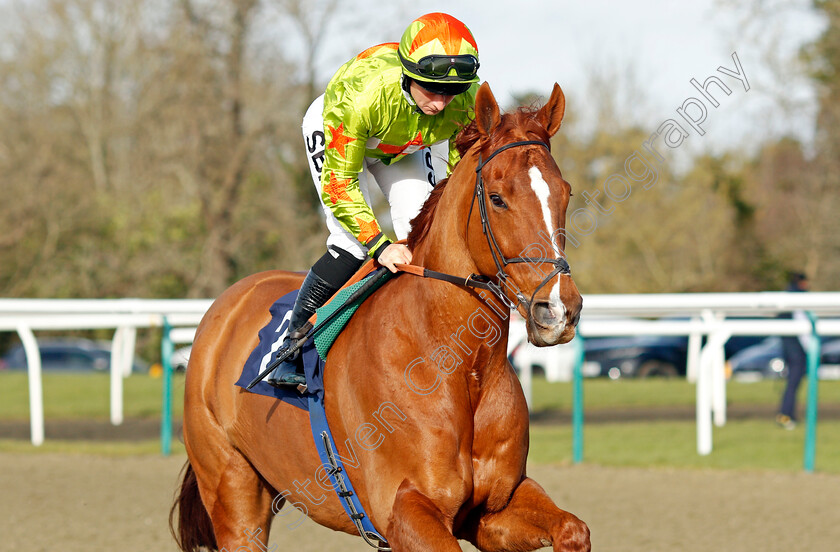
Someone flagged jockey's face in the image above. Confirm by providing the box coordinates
[410,80,455,115]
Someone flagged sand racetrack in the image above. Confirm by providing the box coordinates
[1,452,838,552]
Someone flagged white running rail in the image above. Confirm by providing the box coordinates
[2,292,840,452]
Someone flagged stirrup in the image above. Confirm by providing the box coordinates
[274,371,307,389]
[265,347,301,388]
[265,346,294,386]
[265,322,312,389]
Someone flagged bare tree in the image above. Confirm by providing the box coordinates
[0,0,328,298]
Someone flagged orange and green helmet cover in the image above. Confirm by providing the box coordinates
[398,13,480,85]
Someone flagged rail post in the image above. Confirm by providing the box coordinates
[110,326,125,425]
[803,312,820,473]
[17,324,44,446]
[572,333,585,464]
[161,317,174,456]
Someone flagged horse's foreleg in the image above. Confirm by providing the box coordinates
[461,477,590,552]
[386,480,463,552]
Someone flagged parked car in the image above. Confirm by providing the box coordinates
[728,335,840,381]
[0,338,149,373]
[727,336,786,381]
[581,335,679,379]
[820,339,840,379]
[589,329,770,379]
[510,334,693,381]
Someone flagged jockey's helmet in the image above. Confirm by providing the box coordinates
[398,13,480,96]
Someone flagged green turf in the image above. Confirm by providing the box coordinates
[0,372,185,419]
[529,377,840,412]
[2,373,839,472]
[5,373,834,420]
[0,438,186,456]
[528,420,840,473]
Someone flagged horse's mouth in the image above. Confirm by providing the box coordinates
[527,300,580,346]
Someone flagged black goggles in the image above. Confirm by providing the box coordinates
[400,51,479,80]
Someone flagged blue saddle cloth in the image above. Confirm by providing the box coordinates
[235,269,393,409]
[234,290,325,411]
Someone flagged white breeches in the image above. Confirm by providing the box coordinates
[301,94,436,259]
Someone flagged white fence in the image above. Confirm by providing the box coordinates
[0,299,211,445]
[2,292,840,456]
[517,292,840,456]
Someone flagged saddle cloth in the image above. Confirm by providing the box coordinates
[234,268,393,410]
[234,289,322,411]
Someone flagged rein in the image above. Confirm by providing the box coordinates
[399,139,571,312]
[394,262,500,294]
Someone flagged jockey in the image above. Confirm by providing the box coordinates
[268,12,481,388]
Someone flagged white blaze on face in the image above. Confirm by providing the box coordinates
[528,166,565,319]
[528,166,555,252]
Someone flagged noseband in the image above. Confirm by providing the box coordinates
[468,140,572,312]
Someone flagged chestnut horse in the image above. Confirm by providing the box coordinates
[172,82,589,552]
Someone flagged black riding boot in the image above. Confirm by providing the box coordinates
[266,246,364,389]
[266,270,339,388]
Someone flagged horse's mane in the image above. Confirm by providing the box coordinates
[406,107,551,250]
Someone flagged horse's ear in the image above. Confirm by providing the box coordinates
[536,83,566,137]
[475,82,501,137]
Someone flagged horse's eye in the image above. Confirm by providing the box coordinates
[489,193,507,209]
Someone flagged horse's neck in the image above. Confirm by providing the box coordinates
[413,157,478,278]
[407,159,513,357]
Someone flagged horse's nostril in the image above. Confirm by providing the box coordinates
[531,302,559,327]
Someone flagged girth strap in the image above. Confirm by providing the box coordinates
[308,393,390,550]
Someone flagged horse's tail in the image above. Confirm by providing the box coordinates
[170,460,218,552]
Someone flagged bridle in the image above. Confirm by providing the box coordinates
[470,140,571,311]
[400,140,572,313]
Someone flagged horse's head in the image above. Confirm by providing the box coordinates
[464,82,581,346]
[407,82,582,346]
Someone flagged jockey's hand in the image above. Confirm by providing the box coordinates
[376,243,412,273]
